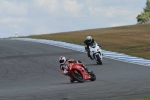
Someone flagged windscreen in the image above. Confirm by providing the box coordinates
[89,42,96,48]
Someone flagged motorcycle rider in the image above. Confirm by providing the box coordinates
[84,36,101,60]
[59,56,91,76]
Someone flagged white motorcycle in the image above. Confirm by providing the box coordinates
[88,42,103,65]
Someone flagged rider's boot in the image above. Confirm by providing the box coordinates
[70,77,74,83]
[88,52,93,60]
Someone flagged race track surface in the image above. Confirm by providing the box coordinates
[0,39,150,100]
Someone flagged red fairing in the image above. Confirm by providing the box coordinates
[67,63,91,81]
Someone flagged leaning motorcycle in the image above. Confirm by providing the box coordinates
[67,63,96,83]
[88,42,103,65]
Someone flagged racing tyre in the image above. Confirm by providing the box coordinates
[90,72,96,81]
[96,55,102,65]
[71,70,84,83]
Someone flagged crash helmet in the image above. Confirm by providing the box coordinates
[86,36,92,43]
[59,56,66,64]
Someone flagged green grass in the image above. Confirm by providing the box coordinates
[24,24,150,59]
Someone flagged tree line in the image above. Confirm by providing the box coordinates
[137,0,150,24]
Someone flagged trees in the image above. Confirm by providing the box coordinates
[137,12,150,24]
[137,0,150,24]
[144,0,150,12]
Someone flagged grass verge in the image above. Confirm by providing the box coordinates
[25,24,150,59]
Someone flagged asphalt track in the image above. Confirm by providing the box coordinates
[0,39,150,100]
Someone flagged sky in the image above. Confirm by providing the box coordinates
[0,0,146,38]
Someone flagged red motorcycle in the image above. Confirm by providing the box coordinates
[67,63,96,83]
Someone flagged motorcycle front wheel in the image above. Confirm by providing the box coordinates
[89,72,96,81]
[96,54,102,65]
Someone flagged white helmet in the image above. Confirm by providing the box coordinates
[59,56,66,64]
[86,36,92,43]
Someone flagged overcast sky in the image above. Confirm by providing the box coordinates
[0,0,146,38]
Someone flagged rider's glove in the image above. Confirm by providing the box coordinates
[98,44,101,47]
[63,70,68,75]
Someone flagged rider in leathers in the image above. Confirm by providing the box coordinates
[84,36,101,60]
[59,56,91,81]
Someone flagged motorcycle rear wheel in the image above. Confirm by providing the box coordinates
[71,70,84,83]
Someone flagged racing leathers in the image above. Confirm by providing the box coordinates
[84,39,94,59]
